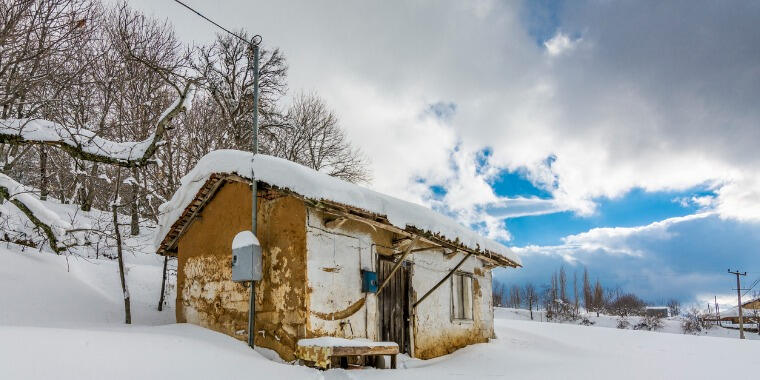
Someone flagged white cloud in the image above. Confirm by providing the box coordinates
[127,0,760,234]
[515,212,713,258]
[544,32,580,56]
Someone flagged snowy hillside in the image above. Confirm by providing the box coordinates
[2,239,760,379]
[495,307,760,341]
[0,196,758,378]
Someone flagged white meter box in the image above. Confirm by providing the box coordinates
[231,231,262,282]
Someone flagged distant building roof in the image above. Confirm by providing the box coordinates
[742,297,760,310]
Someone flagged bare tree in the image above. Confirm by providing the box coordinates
[592,279,604,316]
[492,280,505,307]
[524,283,537,320]
[274,92,370,183]
[573,270,579,315]
[0,2,194,328]
[111,166,130,323]
[582,267,592,312]
[559,265,567,302]
[193,31,287,152]
[509,284,522,308]
[667,299,681,317]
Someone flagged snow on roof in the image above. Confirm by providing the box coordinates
[155,150,520,266]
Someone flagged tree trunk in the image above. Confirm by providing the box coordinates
[39,147,47,200]
[529,299,534,320]
[113,168,131,324]
[130,168,140,235]
[158,255,168,311]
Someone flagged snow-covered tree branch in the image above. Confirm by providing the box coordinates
[0,173,72,252]
[0,82,194,168]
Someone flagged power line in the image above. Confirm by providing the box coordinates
[172,0,260,45]
[742,276,760,298]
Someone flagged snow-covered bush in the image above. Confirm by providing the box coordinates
[547,298,577,322]
[616,316,630,329]
[681,308,711,334]
[634,315,663,331]
[579,317,595,326]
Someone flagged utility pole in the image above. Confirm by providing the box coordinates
[715,295,720,327]
[728,269,747,339]
[248,35,262,349]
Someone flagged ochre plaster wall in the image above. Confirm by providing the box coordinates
[174,181,496,362]
[175,182,308,361]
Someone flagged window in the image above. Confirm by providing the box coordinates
[451,273,473,320]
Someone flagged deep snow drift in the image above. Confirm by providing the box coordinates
[2,244,760,379]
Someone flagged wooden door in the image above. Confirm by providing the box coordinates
[378,258,411,354]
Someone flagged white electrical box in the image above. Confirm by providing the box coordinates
[231,230,262,282]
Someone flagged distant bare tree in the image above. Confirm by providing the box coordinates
[492,280,505,307]
[607,293,646,317]
[509,284,521,308]
[667,299,681,317]
[582,268,592,312]
[273,92,370,183]
[524,283,537,320]
[592,279,604,316]
[559,266,567,302]
[573,270,579,315]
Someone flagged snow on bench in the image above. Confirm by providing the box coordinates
[296,337,399,369]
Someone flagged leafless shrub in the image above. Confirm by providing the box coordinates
[616,316,630,329]
[634,315,663,331]
[681,308,711,334]
[606,293,646,317]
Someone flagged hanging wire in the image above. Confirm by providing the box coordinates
[173,0,261,46]
[742,276,760,298]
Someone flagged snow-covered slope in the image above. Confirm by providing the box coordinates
[495,307,760,341]
[0,245,170,326]
[2,243,760,379]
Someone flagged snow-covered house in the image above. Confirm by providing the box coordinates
[154,150,520,362]
[645,307,670,318]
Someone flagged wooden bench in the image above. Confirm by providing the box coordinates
[296,338,399,370]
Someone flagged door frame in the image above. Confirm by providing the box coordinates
[377,256,414,355]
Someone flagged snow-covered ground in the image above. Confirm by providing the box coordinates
[495,307,760,341]
[3,244,760,379]
[1,197,759,379]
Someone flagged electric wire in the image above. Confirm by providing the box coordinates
[172,0,261,45]
[742,276,760,298]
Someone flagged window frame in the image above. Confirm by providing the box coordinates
[450,271,474,322]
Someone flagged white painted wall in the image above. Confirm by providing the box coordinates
[304,209,495,357]
[409,250,493,355]
[305,210,378,340]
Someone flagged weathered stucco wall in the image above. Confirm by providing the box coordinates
[176,182,308,361]
[409,251,493,359]
[303,208,494,360]
[175,183,495,361]
[304,209,394,342]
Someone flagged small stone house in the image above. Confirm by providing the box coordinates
[645,307,670,318]
[155,150,521,361]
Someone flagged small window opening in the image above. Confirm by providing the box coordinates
[452,273,473,320]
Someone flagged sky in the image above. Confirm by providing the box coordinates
[126,0,760,308]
